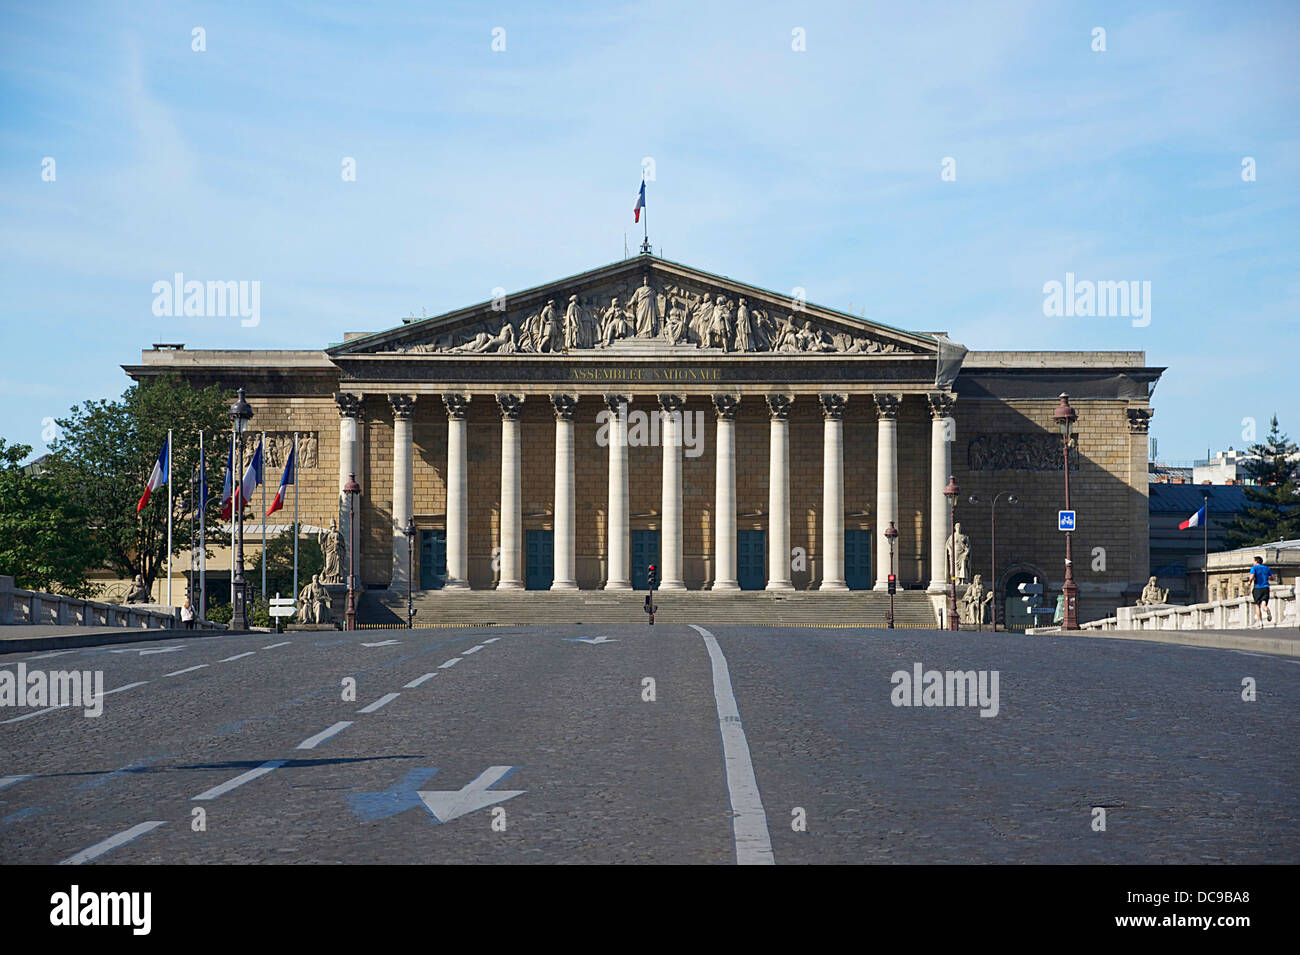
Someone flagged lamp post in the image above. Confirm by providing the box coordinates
[1054,393,1079,630]
[968,491,1019,631]
[343,472,361,631]
[885,521,898,629]
[944,474,960,631]
[229,388,253,630]
[404,516,417,629]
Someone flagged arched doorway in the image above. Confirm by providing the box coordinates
[1002,563,1050,630]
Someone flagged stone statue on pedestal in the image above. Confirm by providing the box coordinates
[296,573,332,625]
[1137,576,1170,606]
[319,518,345,585]
[125,574,150,604]
[959,574,994,626]
[946,522,971,583]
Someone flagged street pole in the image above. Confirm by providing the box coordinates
[199,429,206,620]
[406,517,415,629]
[344,472,361,631]
[944,475,960,631]
[293,432,299,605]
[1055,394,1079,630]
[885,521,897,629]
[166,429,173,606]
[261,431,267,604]
[229,390,253,631]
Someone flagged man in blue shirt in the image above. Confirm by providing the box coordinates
[1248,557,1273,627]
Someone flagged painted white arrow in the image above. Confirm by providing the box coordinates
[361,640,402,647]
[567,635,616,645]
[110,646,185,655]
[417,766,524,823]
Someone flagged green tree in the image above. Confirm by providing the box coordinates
[0,439,99,595]
[252,531,324,604]
[42,374,231,594]
[1224,416,1300,549]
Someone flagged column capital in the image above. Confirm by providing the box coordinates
[551,393,579,421]
[712,394,742,419]
[927,392,957,419]
[496,393,526,420]
[658,393,687,414]
[872,393,903,419]
[1127,407,1154,433]
[819,393,849,420]
[334,392,363,419]
[442,393,471,419]
[603,393,631,415]
[766,394,796,420]
[388,393,417,419]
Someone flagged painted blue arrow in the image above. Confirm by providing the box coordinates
[347,768,440,822]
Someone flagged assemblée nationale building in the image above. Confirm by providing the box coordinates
[126,254,1163,627]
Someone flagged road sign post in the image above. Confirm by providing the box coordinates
[269,592,296,633]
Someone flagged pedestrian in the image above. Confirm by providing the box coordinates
[1247,556,1273,628]
[181,599,196,630]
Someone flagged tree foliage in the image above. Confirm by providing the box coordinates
[1224,415,1300,549]
[252,531,324,604]
[0,439,98,595]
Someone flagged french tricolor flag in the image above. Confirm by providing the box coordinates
[634,180,645,223]
[1179,503,1206,530]
[238,439,264,510]
[265,441,295,517]
[219,445,234,520]
[136,436,170,512]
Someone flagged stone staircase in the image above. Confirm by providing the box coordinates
[362,588,938,629]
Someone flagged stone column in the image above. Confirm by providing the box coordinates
[712,395,741,591]
[819,394,849,591]
[496,394,525,590]
[603,394,631,590]
[927,393,957,593]
[443,394,470,589]
[659,394,687,590]
[551,394,579,590]
[873,393,902,590]
[766,394,795,591]
[334,392,362,553]
[389,394,416,590]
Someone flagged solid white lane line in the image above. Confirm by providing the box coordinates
[101,681,148,697]
[263,641,291,650]
[358,692,399,713]
[482,638,501,644]
[219,651,256,663]
[362,639,402,647]
[690,624,775,866]
[0,774,33,791]
[462,645,484,655]
[297,721,354,750]
[1,706,60,724]
[165,664,209,677]
[192,760,286,801]
[59,821,166,865]
[404,672,437,688]
[438,657,460,669]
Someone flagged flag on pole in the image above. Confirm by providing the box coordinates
[634,179,645,223]
[219,444,234,520]
[266,440,296,516]
[136,436,170,512]
[238,438,264,509]
[1179,504,1206,530]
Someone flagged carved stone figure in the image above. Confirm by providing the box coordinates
[319,518,345,584]
[663,297,688,345]
[299,432,318,469]
[960,574,994,625]
[734,298,753,352]
[797,320,835,352]
[946,522,971,582]
[296,573,332,625]
[968,433,1079,472]
[600,297,633,345]
[632,277,659,339]
[125,574,150,604]
[771,315,800,353]
[706,295,732,351]
[451,323,517,354]
[563,294,593,350]
[690,294,713,346]
[1137,576,1170,606]
[538,299,562,353]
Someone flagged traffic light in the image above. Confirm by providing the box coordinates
[647,564,658,590]
[887,574,896,595]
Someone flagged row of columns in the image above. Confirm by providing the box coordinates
[336,391,958,592]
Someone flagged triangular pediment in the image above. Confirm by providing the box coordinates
[328,256,937,358]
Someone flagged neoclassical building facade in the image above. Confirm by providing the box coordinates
[127,255,1162,625]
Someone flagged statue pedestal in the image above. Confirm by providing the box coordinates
[325,584,349,626]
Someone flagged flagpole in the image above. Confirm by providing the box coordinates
[1203,493,1209,603]
[293,432,299,605]
[167,429,173,606]
[261,431,267,604]
[230,429,236,611]
[200,430,206,620]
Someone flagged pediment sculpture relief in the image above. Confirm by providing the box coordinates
[385,276,920,357]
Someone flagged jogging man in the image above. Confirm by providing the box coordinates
[1247,556,1273,628]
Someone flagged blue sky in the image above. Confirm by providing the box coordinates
[1,0,1296,463]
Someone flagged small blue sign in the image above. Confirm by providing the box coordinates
[1058,510,1076,531]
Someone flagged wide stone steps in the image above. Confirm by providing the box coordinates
[362,589,938,629]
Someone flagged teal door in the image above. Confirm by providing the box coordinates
[420,530,446,590]
[525,529,554,590]
[845,529,872,590]
[737,530,766,590]
[631,529,660,590]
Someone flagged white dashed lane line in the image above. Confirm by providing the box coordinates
[404,672,437,688]
[263,641,291,650]
[219,652,256,663]
[482,638,501,644]
[462,645,484,655]
[358,692,399,714]
[165,664,209,677]
[193,760,286,801]
[0,774,33,792]
[296,721,354,750]
[59,821,166,866]
[438,657,460,669]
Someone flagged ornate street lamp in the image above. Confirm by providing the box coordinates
[343,473,361,631]
[968,491,1019,631]
[884,521,898,629]
[229,388,253,630]
[404,516,417,629]
[944,474,960,631]
[1054,393,1080,630]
